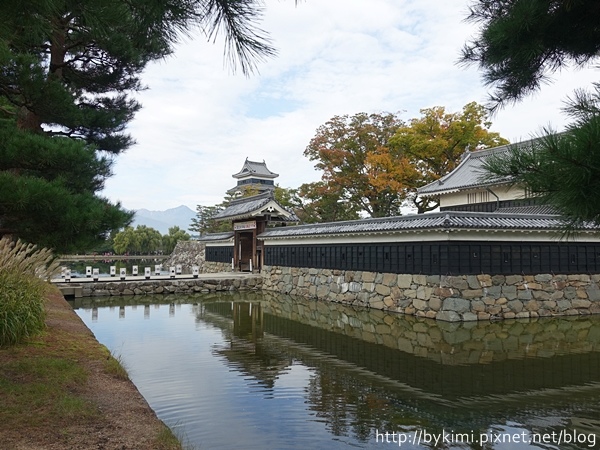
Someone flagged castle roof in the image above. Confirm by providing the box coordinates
[232,158,279,179]
[213,191,298,222]
[417,137,543,197]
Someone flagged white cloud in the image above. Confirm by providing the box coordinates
[101,0,599,211]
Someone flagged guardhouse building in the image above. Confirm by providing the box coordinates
[206,159,298,272]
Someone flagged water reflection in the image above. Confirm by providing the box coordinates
[72,293,600,449]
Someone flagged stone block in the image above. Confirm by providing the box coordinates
[426,275,441,285]
[466,275,481,289]
[413,298,428,311]
[532,290,551,300]
[477,274,492,287]
[484,285,502,297]
[534,274,553,282]
[397,274,412,289]
[502,285,517,299]
[447,277,468,290]
[587,286,600,301]
[525,300,540,311]
[416,286,433,300]
[564,287,577,299]
[507,300,524,312]
[491,275,506,285]
[442,297,470,314]
[462,289,483,299]
[517,289,533,300]
[413,274,427,286]
[375,284,391,296]
[362,272,376,283]
[349,282,361,293]
[429,297,442,311]
[462,312,478,322]
[363,282,375,292]
[382,273,396,286]
[434,287,454,298]
[572,299,592,309]
[471,300,486,312]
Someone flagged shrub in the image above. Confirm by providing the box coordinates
[0,270,47,345]
[0,237,60,346]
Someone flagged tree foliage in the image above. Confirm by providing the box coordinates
[482,84,600,231]
[162,226,190,254]
[112,224,189,254]
[390,102,508,213]
[291,182,360,223]
[0,0,275,252]
[303,112,407,218]
[460,0,600,110]
[463,0,600,228]
[300,106,506,219]
[189,205,230,235]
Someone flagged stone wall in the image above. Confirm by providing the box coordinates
[261,265,600,322]
[202,261,233,273]
[162,241,205,272]
[77,276,262,297]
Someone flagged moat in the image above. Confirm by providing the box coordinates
[72,292,600,449]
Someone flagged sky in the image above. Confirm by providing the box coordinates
[101,0,599,213]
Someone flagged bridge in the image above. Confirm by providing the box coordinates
[58,254,169,262]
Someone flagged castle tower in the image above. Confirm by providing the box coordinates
[227,158,279,196]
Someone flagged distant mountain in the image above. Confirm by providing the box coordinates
[133,205,196,235]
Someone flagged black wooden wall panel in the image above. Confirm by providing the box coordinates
[261,241,600,275]
[205,246,233,263]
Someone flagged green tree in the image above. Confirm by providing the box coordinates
[482,85,600,230]
[460,0,600,109]
[291,182,360,224]
[112,227,140,255]
[390,102,508,213]
[162,226,190,254]
[462,0,600,228]
[135,225,163,254]
[303,112,406,218]
[113,225,164,254]
[0,0,275,252]
[189,205,230,235]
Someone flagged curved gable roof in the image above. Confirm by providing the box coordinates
[417,137,541,197]
[232,158,279,179]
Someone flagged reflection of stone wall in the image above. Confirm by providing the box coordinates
[162,241,205,272]
[261,266,600,322]
[80,276,261,297]
[260,291,600,364]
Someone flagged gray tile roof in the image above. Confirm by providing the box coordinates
[258,210,595,239]
[232,158,279,179]
[496,205,557,215]
[417,137,542,196]
[196,232,234,242]
[214,192,299,222]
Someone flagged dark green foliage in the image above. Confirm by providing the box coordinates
[0,0,275,252]
[461,0,600,109]
[482,84,600,231]
[189,205,230,235]
[0,120,132,253]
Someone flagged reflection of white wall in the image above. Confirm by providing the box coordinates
[440,184,527,208]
